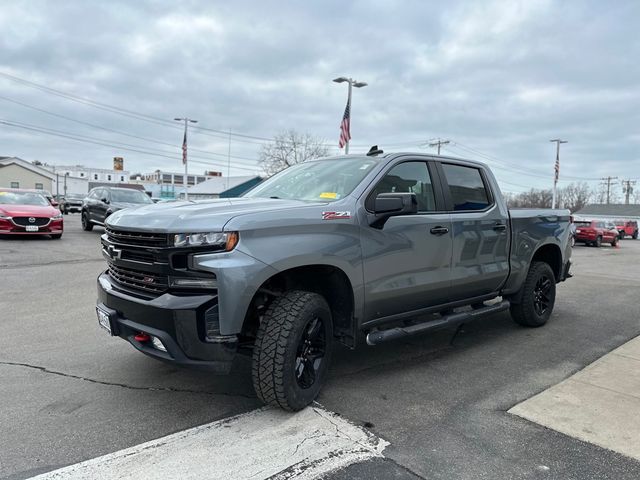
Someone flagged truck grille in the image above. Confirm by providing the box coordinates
[106,227,168,247]
[12,217,50,227]
[107,263,168,295]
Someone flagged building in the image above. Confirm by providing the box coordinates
[574,204,640,222]
[186,176,263,199]
[48,165,130,184]
[0,156,56,192]
[136,170,224,199]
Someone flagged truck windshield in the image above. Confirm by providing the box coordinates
[244,158,380,202]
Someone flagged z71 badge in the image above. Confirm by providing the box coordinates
[322,211,351,220]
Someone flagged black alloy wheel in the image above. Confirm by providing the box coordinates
[532,275,552,316]
[294,317,327,389]
[81,212,93,231]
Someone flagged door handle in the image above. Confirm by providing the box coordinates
[430,226,449,235]
[493,223,507,232]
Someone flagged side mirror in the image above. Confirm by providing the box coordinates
[50,200,59,207]
[101,197,109,204]
[369,192,418,229]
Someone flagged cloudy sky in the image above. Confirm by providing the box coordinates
[0,0,638,195]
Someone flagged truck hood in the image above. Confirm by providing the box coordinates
[105,197,322,232]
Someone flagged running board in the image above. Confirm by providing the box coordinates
[365,300,510,346]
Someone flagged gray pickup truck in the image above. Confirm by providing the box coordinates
[96,151,572,410]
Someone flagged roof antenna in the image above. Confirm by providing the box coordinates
[367,145,383,156]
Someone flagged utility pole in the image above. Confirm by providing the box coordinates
[622,179,637,205]
[428,139,450,155]
[600,176,618,205]
[174,117,198,200]
[550,139,568,209]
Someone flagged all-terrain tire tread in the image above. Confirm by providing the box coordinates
[510,261,556,328]
[252,290,325,411]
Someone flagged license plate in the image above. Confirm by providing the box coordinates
[25,225,38,232]
[96,306,113,335]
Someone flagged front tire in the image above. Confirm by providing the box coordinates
[81,212,93,231]
[595,236,602,247]
[252,290,333,411]
[510,261,556,328]
[612,237,618,247]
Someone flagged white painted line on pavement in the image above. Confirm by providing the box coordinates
[30,405,389,480]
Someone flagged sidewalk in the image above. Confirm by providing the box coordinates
[509,335,640,461]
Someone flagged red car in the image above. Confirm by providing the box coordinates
[615,220,638,240]
[574,220,617,247]
[0,188,64,239]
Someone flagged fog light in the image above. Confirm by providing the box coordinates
[151,336,167,352]
[169,277,217,289]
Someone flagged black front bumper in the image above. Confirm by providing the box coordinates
[96,272,237,373]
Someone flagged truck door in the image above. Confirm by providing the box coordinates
[361,160,453,321]
[437,162,510,300]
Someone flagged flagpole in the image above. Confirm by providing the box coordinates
[175,117,198,200]
[345,81,352,154]
[550,139,568,209]
[333,76,367,154]
[183,119,188,200]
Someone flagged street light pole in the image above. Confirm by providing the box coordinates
[174,117,198,200]
[550,139,568,209]
[333,76,367,154]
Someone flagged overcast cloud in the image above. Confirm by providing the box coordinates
[0,0,638,194]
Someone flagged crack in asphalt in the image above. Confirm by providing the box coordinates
[0,258,104,269]
[0,360,256,399]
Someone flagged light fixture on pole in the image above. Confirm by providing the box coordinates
[550,139,568,209]
[333,77,367,154]
[175,117,198,200]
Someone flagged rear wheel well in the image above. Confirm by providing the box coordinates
[531,244,562,281]
[241,265,355,348]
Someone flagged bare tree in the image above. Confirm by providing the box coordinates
[259,130,330,176]
[506,188,553,208]
[558,182,592,212]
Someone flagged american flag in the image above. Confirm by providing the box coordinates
[182,130,187,165]
[554,151,560,182]
[338,97,351,149]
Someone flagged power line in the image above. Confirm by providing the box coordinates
[0,119,262,172]
[622,179,636,205]
[0,94,261,164]
[427,138,450,155]
[599,176,618,205]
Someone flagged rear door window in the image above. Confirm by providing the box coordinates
[442,164,491,211]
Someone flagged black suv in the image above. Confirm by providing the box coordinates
[81,187,153,231]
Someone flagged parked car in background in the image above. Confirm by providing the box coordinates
[23,189,57,207]
[574,220,618,247]
[615,220,638,239]
[0,188,63,239]
[59,193,85,214]
[81,187,154,231]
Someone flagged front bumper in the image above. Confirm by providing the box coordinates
[96,272,237,373]
[0,218,63,235]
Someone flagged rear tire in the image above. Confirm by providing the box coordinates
[252,290,333,411]
[81,212,93,231]
[633,231,638,240]
[510,261,556,328]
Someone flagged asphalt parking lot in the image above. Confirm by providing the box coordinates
[1,215,640,479]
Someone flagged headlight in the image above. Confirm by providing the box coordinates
[52,213,63,220]
[173,231,238,250]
